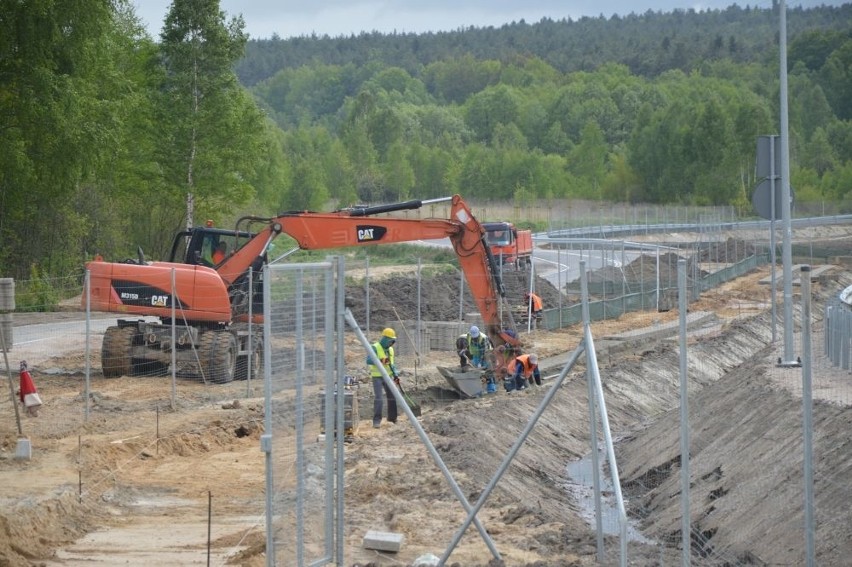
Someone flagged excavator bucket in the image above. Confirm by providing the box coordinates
[437,366,487,399]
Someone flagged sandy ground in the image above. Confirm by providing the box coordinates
[2,238,852,565]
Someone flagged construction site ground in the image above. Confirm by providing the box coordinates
[2,228,852,566]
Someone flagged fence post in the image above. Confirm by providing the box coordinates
[800,265,815,567]
[678,259,692,566]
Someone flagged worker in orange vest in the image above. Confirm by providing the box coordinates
[506,353,540,393]
[525,292,543,321]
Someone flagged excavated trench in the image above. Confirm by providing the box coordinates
[610,272,852,565]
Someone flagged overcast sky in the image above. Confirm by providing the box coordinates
[133,0,843,40]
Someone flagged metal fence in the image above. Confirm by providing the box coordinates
[541,244,770,331]
[261,260,341,566]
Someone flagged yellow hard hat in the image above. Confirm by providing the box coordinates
[382,328,397,339]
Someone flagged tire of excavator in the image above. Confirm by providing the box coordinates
[200,330,237,384]
[102,326,136,378]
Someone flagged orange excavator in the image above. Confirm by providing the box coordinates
[84,195,522,389]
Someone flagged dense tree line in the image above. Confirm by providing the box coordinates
[1,0,851,287]
[246,5,852,214]
[236,4,852,85]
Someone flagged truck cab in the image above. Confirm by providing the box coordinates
[483,221,532,270]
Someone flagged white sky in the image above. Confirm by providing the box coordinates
[133,0,841,40]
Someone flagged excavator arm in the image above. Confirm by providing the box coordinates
[295,196,515,348]
[213,195,520,361]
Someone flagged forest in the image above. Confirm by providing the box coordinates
[1,0,851,288]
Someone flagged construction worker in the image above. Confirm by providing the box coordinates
[212,241,228,264]
[505,353,541,393]
[456,325,492,369]
[456,325,497,393]
[367,327,399,428]
[525,292,543,321]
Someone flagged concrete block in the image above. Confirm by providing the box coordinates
[363,530,404,553]
[14,438,32,460]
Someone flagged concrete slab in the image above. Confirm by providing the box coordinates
[599,311,716,342]
[758,264,834,286]
[539,311,718,373]
[363,530,404,553]
[15,438,32,460]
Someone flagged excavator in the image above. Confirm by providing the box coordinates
[84,195,522,392]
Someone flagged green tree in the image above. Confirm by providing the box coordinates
[157,0,265,234]
[341,118,381,202]
[540,122,572,155]
[287,160,328,211]
[423,54,501,104]
[819,39,852,120]
[464,85,520,143]
[314,132,357,207]
[383,142,415,201]
[826,120,852,165]
[821,161,852,200]
[801,128,837,176]
[567,121,608,195]
[602,153,643,202]
[687,96,737,204]
[0,0,118,278]
[81,5,167,262]
[409,143,456,199]
[492,123,529,151]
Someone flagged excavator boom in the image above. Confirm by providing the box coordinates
[282,196,515,345]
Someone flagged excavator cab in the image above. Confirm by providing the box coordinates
[168,227,253,267]
[164,226,265,321]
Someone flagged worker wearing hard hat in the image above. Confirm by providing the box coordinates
[368,328,400,428]
[456,325,492,369]
[506,353,540,393]
[456,325,496,393]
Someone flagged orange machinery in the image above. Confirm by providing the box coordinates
[85,195,521,385]
[482,221,533,270]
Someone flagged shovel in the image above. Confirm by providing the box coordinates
[395,378,421,417]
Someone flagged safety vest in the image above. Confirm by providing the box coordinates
[529,294,543,311]
[512,354,537,378]
[466,333,490,357]
[368,342,395,378]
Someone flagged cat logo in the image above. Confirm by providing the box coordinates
[151,295,170,307]
[356,225,387,243]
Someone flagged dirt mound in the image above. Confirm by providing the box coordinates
[697,238,760,263]
[344,270,563,325]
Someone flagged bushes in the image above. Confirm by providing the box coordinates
[14,265,64,312]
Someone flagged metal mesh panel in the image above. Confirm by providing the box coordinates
[264,262,337,566]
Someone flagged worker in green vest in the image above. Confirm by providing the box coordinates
[367,327,400,428]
